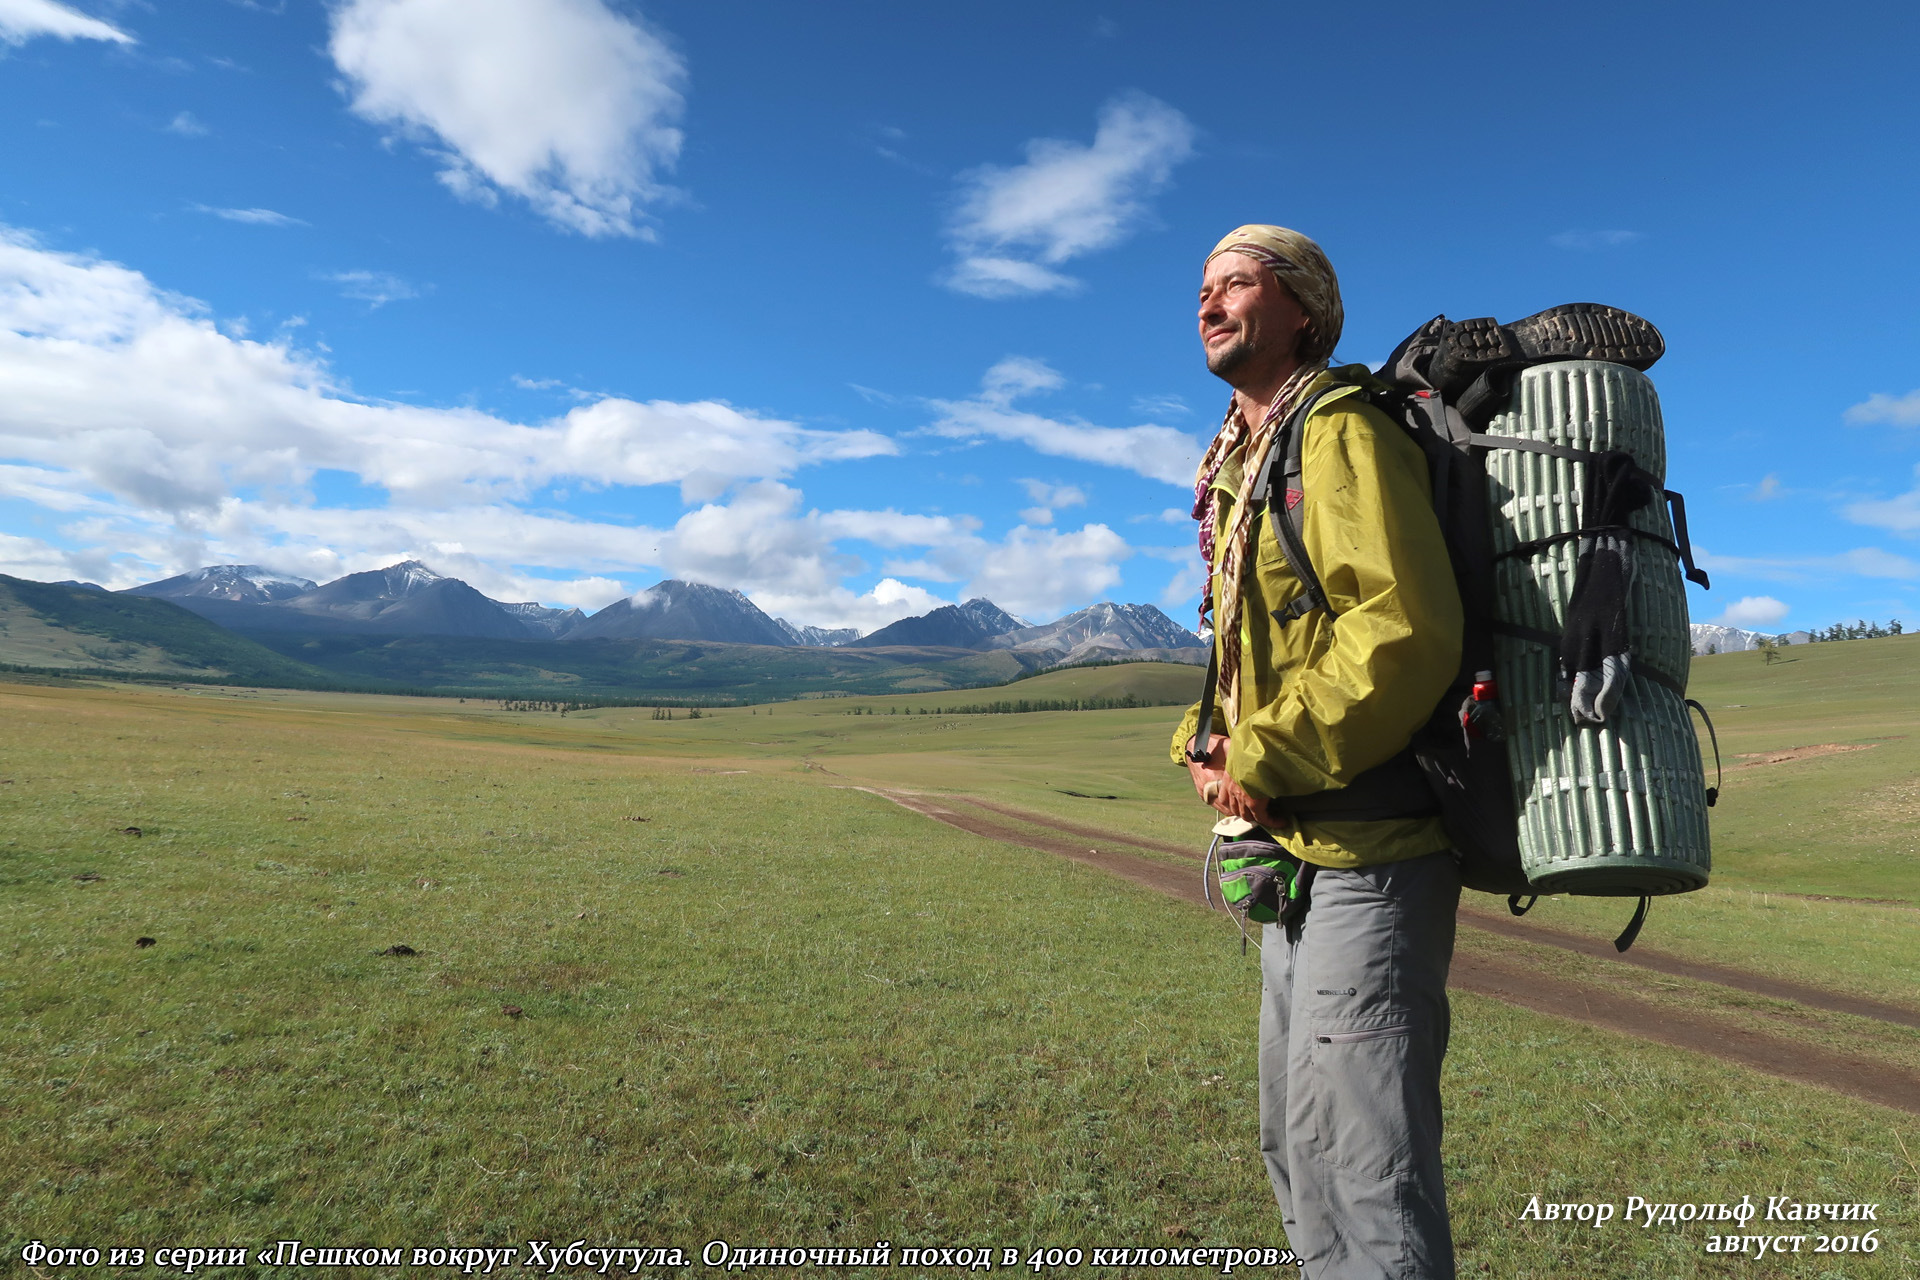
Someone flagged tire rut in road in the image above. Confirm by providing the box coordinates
[940,795,1920,1034]
[858,788,1920,1115]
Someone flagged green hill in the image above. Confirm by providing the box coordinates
[1685,632,1920,900]
[240,632,1054,699]
[0,576,336,687]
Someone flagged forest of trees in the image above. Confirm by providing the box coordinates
[1799,619,1904,643]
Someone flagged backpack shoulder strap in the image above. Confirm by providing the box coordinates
[1258,384,1358,626]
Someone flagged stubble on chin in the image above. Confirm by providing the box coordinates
[1206,336,1253,378]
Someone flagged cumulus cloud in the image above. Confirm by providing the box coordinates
[1844,390,1920,427]
[0,227,1142,630]
[1713,595,1790,627]
[621,482,1131,626]
[165,111,208,137]
[0,0,132,45]
[964,523,1131,618]
[1015,477,1086,526]
[929,357,1204,486]
[328,0,687,238]
[0,228,892,517]
[945,92,1194,297]
[1844,464,1920,534]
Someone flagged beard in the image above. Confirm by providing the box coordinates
[1205,332,1254,377]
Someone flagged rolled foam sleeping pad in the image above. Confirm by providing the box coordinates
[1485,360,1711,896]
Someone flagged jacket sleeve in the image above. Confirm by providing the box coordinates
[1228,403,1463,799]
[1168,698,1203,765]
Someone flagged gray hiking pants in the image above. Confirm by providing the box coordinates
[1259,851,1460,1280]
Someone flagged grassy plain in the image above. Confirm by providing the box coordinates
[3,651,1919,1276]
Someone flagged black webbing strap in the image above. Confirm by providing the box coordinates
[1490,619,1561,648]
[1469,432,1711,589]
[1664,488,1712,589]
[1255,388,1346,623]
[1614,896,1651,953]
[1487,619,1689,703]
[1508,894,1537,917]
[1271,594,1316,625]
[1685,698,1722,807]
[1468,432,1599,464]
[1187,644,1220,764]
[1495,523,1685,564]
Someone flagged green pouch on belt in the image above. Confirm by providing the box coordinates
[1216,841,1298,924]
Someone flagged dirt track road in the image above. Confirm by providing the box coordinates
[858,786,1920,1116]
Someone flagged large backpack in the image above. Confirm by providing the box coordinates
[1191,305,1718,951]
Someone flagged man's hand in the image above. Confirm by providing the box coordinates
[1185,737,1269,824]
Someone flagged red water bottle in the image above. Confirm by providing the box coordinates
[1461,669,1505,742]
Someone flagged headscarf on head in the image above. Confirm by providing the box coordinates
[1189,225,1344,733]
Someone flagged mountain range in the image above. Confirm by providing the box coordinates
[109,561,1205,662]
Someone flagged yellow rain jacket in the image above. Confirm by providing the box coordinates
[1170,367,1463,869]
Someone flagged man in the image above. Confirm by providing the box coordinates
[1170,225,1464,1279]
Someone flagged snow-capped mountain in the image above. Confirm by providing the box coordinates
[1690,623,1768,655]
[127,564,317,605]
[846,598,1029,649]
[777,619,861,646]
[991,602,1204,661]
[502,601,587,639]
[126,560,536,639]
[271,561,533,639]
[567,580,794,646]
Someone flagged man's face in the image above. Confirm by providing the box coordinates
[1197,251,1309,382]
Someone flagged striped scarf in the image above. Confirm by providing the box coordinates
[1191,360,1327,729]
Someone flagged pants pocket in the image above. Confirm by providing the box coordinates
[1315,1024,1410,1045]
[1303,1024,1423,1181]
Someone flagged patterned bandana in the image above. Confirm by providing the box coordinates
[1191,226,1343,731]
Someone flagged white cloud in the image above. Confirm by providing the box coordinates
[1844,465,1920,534]
[1015,477,1086,527]
[1132,392,1189,418]
[1713,595,1790,627]
[754,577,949,636]
[328,0,686,238]
[1751,473,1781,500]
[1158,559,1206,613]
[945,92,1194,297]
[165,111,208,136]
[0,0,132,45]
[963,523,1131,619]
[1549,229,1643,251]
[1695,544,1920,581]
[929,357,1204,486]
[195,205,306,228]
[0,226,1147,629]
[0,228,893,517]
[322,269,421,307]
[1844,390,1920,427]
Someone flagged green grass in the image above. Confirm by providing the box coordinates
[1684,633,1920,902]
[5,678,1920,1276]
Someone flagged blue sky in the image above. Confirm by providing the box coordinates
[2,0,1918,635]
